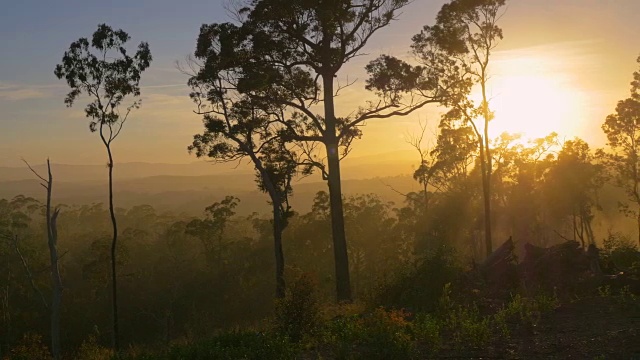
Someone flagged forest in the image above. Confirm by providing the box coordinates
[1,0,640,359]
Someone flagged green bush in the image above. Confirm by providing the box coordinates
[492,291,559,337]
[372,246,462,312]
[274,273,321,342]
[166,331,298,360]
[75,335,113,360]
[323,308,415,360]
[411,313,441,353]
[444,305,491,348]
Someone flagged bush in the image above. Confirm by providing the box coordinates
[372,246,462,312]
[166,331,298,360]
[274,273,321,342]
[602,232,640,273]
[4,333,51,360]
[443,305,491,348]
[492,291,559,338]
[323,308,414,360]
[76,335,113,360]
[411,313,441,353]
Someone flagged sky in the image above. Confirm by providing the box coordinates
[1,0,639,167]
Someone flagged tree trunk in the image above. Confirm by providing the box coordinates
[45,160,63,360]
[481,77,493,257]
[323,74,352,302]
[637,211,640,248]
[247,149,287,300]
[272,200,286,299]
[478,136,492,257]
[106,146,119,353]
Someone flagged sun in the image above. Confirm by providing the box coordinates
[478,55,588,142]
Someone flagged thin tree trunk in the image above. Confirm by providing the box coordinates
[637,211,640,248]
[272,200,286,299]
[323,74,352,303]
[44,160,63,360]
[247,148,287,299]
[578,210,586,248]
[106,145,119,353]
[423,180,429,219]
[481,74,493,257]
[585,214,595,246]
[572,212,579,245]
[477,135,492,257]
[1,284,8,360]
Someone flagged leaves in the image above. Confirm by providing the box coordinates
[601,62,640,226]
[54,24,152,138]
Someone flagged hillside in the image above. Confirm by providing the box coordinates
[0,152,422,214]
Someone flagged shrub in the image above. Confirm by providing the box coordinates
[602,232,640,273]
[76,335,113,360]
[412,313,441,353]
[167,331,297,360]
[4,333,51,360]
[323,308,415,360]
[274,273,321,342]
[444,305,491,348]
[372,246,462,312]
[493,292,559,335]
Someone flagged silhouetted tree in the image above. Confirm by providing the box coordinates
[186,45,300,298]
[0,196,44,353]
[601,56,640,246]
[421,0,505,256]
[193,0,437,302]
[54,24,151,352]
[23,160,63,360]
[406,121,437,219]
[186,196,240,270]
[370,0,506,256]
[544,139,601,248]
[491,132,558,247]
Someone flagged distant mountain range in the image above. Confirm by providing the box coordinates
[0,151,422,215]
[0,150,419,182]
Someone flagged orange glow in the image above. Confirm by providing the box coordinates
[480,53,589,141]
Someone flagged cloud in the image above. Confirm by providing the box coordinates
[0,87,47,101]
[0,82,62,101]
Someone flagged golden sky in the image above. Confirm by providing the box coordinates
[0,0,639,168]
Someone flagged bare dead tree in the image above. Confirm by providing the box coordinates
[23,159,63,360]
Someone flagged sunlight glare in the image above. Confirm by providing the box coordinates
[477,55,588,142]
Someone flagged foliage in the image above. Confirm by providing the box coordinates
[4,334,51,360]
[193,0,436,302]
[54,24,151,133]
[601,231,640,273]
[371,246,462,312]
[411,313,441,353]
[274,273,321,342]
[601,57,640,246]
[6,2,640,360]
[54,23,152,352]
[368,0,507,256]
[185,196,240,263]
[322,308,414,360]
[495,293,559,330]
[444,305,492,348]
[75,335,113,360]
[164,332,298,360]
[543,139,602,247]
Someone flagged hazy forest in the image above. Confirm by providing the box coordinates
[1,0,639,359]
